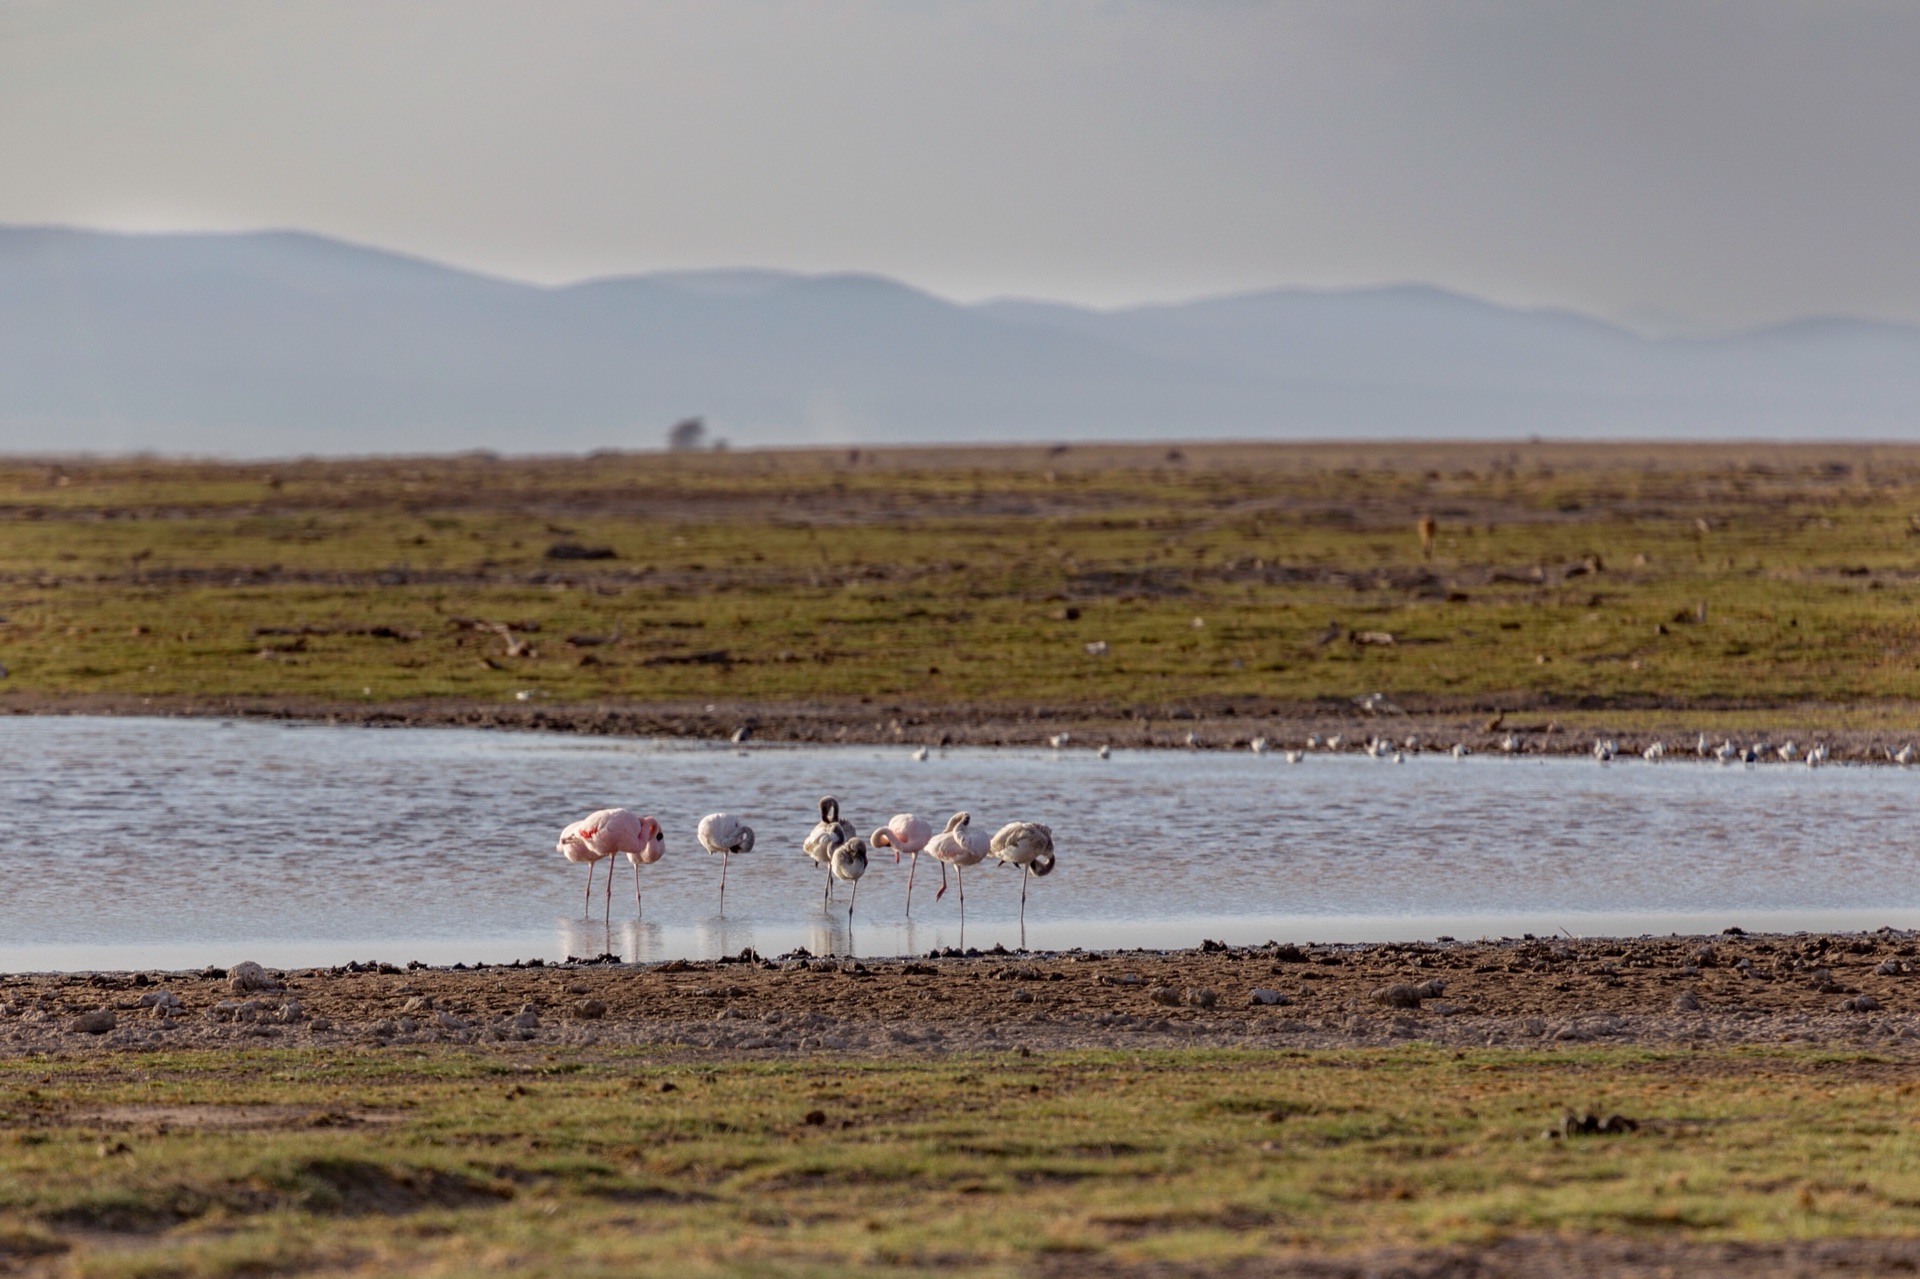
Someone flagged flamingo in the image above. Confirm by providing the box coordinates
[805,796,856,905]
[990,821,1056,934]
[1250,737,1270,755]
[557,808,663,921]
[925,811,991,929]
[556,815,616,919]
[1451,743,1469,759]
[870,813,933,916]
[1283,749,1304,764]
[696,812,754,912]
[912,745,929,761]
[830,836,870,919]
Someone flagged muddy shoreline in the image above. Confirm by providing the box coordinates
[7,691,1920,761]
[8,931,1919,1059]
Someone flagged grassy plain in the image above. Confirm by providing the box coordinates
[5,1043,1920,1277]
[5,441,1920,729]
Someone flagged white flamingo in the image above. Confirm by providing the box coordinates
[1283,750,1304,764]
[557,808,664,921]
[1643,740,1665,762]
[870,813,933,916]
[912,745,929,761]
[1451,743,1469,759]
[804,796,856,905]
[696,812,754,912]
[926,811,991,930]
[1250,737,1269,755]
[989,821,1056,934]
[830,836,870,920]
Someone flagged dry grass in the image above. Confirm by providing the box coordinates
[5,441,1920,716]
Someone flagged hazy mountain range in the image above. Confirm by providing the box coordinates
[3,226,1919,455]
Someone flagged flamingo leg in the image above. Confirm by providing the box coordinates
[719,852,729,914]
[604,854,615,924]
[850,877,858,919]
[935,863,949,901]
[956,865,965,931]
[905,850,918,917]
[633,858,642,918]
[823,865,833,905]
[583,860,595,916]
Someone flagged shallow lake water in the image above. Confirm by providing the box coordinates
[1,716,1917,971]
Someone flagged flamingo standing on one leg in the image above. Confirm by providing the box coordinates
[925,811,990,932]
[989,821,1056,938]
[870,813,933,916]
[557,808,664,922]
[830,836,870,922]
[696,812,755,912]
[805,796,856,906]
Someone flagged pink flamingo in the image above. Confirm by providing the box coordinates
[925,811,991,930]
[556,808,665,921]
[869,813,933,916]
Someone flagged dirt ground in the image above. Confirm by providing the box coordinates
[8,690,1920,762]
[9,931,1920,1060]
[1031,1235,1920,1278]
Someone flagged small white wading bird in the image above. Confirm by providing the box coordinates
[912,745,929,761]
[926,811,991,928]
[830,836,870,919]
[696,812,755,912]
[1451,743,1469,760]
[870,813,934,916]
[1284,749,1304,764]
[805,796,857,904]
[989,821,1057,933]
[1098,744,1111,759]
[1643,740,1666,762]
[557,808,664,921]
[1250,736,1270,755]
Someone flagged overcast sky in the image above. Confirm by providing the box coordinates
[1,1,1915,331]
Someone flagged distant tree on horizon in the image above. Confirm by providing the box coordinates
[667,416,707,451]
